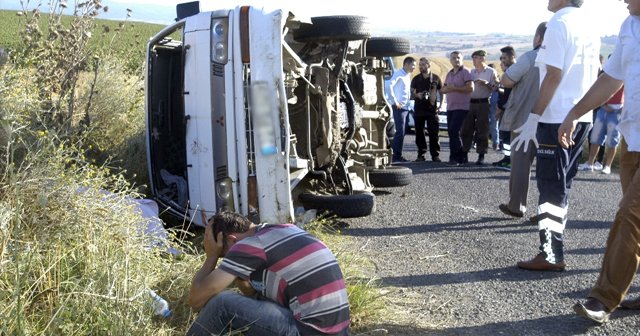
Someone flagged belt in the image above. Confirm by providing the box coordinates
[470,98,490,104]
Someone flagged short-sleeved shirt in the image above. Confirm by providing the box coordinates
[470,66,498,99]
[444,66,474,111]
[604,15,640,151]
[500,48,541,131]
[219,224,350,334]
[536,6,601,123]
[411,72,442,115]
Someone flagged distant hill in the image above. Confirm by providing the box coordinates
[393,30,617,64]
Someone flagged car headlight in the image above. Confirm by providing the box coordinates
[211,19,228,64]
[216,177,235,211]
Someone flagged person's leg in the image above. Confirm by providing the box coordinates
[585,145,601,166]
[425,112,441,160]
[603,146,618,171]
[589,140,640,312]
[534,123,569,264]
[414,114,427,160]
[460,106,477,155]
[447,110,467,163]
[188,291,300,336]
[602,109,622,170]
[507,131,536,214]
[392,106,409,160]
[523,122,589,266]
[447,111,457,163]
[475,103,490,155]
[583,108,607,167]
[489,102,499,148]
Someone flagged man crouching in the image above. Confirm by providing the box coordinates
[187,211,350,336]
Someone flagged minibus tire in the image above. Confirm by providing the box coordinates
[299,192,376,218]
[369,166,413,188]
[366,37,411,57]
[294,16,371,42]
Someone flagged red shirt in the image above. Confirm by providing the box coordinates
[607,86,624,105]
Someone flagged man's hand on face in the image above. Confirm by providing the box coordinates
[201,208,225,259]
[204,222,225,259]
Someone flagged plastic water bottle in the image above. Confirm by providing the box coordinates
[147,289,171,318]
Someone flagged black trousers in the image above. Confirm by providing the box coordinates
[415,112,440,159]
[535,122,591,263]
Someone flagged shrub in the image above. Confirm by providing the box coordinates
[0,60,202,335]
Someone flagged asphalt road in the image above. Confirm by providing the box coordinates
[343,134,640,336]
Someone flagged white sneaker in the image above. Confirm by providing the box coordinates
[594,162,604,170]
[578,163,593,171]
[601,166,611,174]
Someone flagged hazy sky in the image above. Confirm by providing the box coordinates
[109,0,630,36]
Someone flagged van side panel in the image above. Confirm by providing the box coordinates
[183,19,217,220]
[248,8,294,224]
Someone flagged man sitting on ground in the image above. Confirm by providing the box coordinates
[187,211,350,336]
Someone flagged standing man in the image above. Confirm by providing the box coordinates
[511,0,601,271]
[389,56,416,163]
[461,50,499,165]
[498,22,547,219]
[187,211,350,335]
[411,57,443,162]
[567,0,640,323]
[442,51,474,166]
[492,47,518,170]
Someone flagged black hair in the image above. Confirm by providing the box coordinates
[570,0,584,8]
[500,46,516,58]
[403,56,416,66]
[535,22,548,46]
[209,212,253,247]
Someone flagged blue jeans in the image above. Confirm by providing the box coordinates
[489,91,499,145]
[590,107,621,148]
[187,291,301,336]
[391,106,409,159]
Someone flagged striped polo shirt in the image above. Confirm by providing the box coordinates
[219,224,350,334]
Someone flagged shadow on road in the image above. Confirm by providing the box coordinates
[438,314,594,336]
[378,266,598,288]
[345,217,612,237]
[565,247,606,255]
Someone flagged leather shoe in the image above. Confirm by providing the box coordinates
[517,253,566,272]
[620,296,640,310]
[499,204,524,218]
[573,298,610,323]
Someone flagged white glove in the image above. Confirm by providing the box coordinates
[511,113,540,152]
